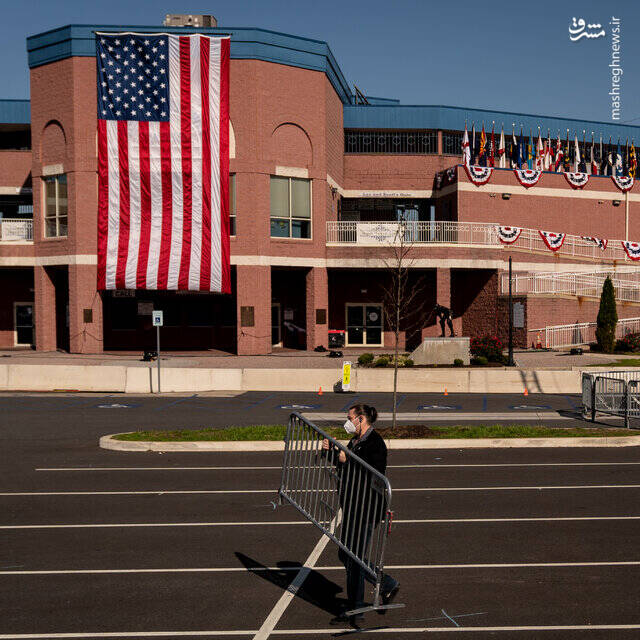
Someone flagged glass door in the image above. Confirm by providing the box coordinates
[346,304,383,346]
[271,303,282,347]
[14,303,33,346]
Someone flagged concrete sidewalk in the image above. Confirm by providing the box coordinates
[0,348,634,393]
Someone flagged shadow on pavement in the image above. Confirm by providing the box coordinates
[235,551,347,616]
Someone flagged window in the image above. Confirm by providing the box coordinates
[229,173,236,236]
[346,304,383,346]
[442,131,463,156]
[43,174,68,238]
[345,130,437,154]
[270,176,311,239]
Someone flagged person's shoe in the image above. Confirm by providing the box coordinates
[329,613,350,626]
[377,584,400,615]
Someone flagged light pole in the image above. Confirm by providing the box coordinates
[507,256,515,366]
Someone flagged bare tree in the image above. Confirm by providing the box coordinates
[380,218,428,430]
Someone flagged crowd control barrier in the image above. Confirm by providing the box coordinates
[278,412,404,615]
[582,370,640,428]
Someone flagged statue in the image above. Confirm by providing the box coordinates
[433,304,455,337]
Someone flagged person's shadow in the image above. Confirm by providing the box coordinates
[235,552,347,616]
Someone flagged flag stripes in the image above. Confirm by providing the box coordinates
[97,33,230,292]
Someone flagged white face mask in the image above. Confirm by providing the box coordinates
[343,418,357,434]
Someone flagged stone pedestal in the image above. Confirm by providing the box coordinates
[410,337,470,365]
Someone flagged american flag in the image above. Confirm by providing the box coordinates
[96,32,230,292]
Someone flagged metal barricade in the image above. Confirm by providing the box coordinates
[582,371,640,428]
[278,412,403,614]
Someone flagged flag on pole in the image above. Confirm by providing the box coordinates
[471,123,476,164]
[555,133,564,172]
[630,140,637,178]
[536,130,544,170]
[462,123,471,166]
[96,32,231,292]
[527,130,533,169]
[573,134,581,172]
[545,130,551,170]
[478,124,487,165]
[489,123,495,167]
[498,125,506,168]
[590,134,598,175]
[510,125,518,168]
[518,127,525,169]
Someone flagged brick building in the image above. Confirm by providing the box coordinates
[0,22,639,354]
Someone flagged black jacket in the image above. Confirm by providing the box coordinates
[336,428,388,527]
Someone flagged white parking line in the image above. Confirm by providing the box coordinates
[3,560,640,575]
[3,515,640,529]
[7,484,640,497]
[3,624,640,637]
[36,461,640,472]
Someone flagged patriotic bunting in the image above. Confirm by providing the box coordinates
[539,230,566,252]
[564,172,589,189]
[464,163,493,186]
[496,226,522,244]
[622,241,640,260]
[514,169,542,187]
[581,236,608,250]
[612,174,634,192]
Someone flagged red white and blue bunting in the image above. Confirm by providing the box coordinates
[496,226,523,244]
[514,169,541,187]
[539,230,566,252]
[464,163,493,186]
[612,175,634,192]
[581,236,608,250]
[564,172,589,189]
[622,241,640,260]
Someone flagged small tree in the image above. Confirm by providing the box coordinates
[381,218,427,430]
[596,276,618,353]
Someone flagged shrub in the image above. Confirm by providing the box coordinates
[616,332,640,353]
[404,358,414,367]
[596,277,618,354]
[471,355,488,366]
[374,356,389,367]
[470,335,503,362]
[357,353,374,366]
[453,358,464,367]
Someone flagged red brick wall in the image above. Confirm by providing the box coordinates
[0,151,31,189]
[452,269,499,338]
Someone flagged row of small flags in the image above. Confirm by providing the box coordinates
[462,123,637,177]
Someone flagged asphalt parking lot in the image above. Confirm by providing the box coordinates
[3,393,640,639]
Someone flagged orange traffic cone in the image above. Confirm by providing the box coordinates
[318,387,323,396]
[524,388,529,396]
[444,388,448,396]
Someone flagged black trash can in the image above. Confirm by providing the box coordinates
[328,329,345,349]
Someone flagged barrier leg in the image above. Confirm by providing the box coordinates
[591,382,596,422]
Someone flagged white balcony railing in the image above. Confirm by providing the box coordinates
[528,317,640,349]
[0,218,33,241]
[502,270,640,304]
[326,220,634,262]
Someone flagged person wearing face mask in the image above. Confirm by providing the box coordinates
[322,404,400,625]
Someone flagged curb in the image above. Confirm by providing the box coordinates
[100,433,640,452]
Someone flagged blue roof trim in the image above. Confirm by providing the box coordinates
[26,25,354,105]
[344,104,640,139]
[0,99,30,124]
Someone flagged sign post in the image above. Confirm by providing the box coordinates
[152,311,163,393]
[342,361,352,392]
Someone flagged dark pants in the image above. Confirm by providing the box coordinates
[338,521,398,611]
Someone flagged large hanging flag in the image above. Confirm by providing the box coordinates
[462,123,471,166]
[95,32,231,292]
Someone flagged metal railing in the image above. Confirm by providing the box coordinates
[0,218,33,241]
[502,270,640,303]
[278,412,402,615]
[345,129,438,154]
[582,371,640,427]
[529,317,640,349]
[326,220,634,262]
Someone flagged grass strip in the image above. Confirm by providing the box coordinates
[113,423,638,441]
[587,359,640,367]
